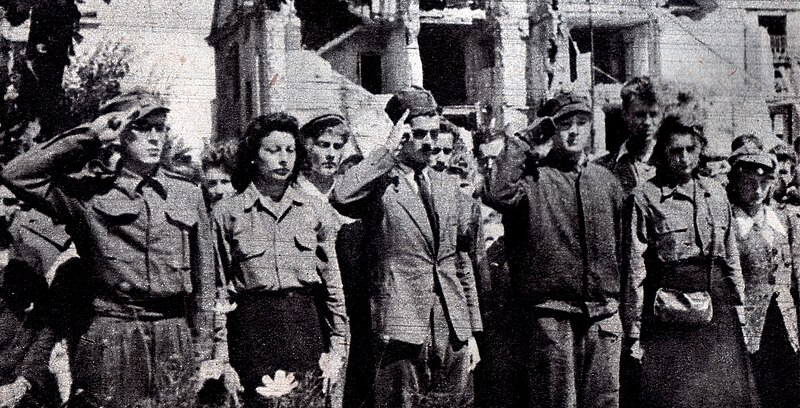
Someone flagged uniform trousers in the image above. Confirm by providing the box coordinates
[524,311,621,408]
[70,315,197,408]
[372,298,473,408]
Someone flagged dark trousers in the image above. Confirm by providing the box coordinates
[372,302,474,408]
[525,311,621,408]
[70,316,197,408]
[751,298,800,408]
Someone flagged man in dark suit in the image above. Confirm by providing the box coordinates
[331,86,483,408]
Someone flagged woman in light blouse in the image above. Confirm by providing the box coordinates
[212,112,348,407]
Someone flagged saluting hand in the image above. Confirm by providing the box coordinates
[385,109,411,156]
[89,108,141,145]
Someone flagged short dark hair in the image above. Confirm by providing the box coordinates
[234,112,303,191]
[652,114,707,171]
[620,76,660,111]
[731,134,763,153]
[201,140,238,174]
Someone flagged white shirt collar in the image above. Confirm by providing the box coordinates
[733,205,786,244]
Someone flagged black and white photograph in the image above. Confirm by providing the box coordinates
[0,0,795,407]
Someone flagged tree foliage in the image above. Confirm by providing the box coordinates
[62,40,134,130]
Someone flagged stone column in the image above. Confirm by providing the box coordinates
[258,2,292,113]
[486,0,531,133]
[382,0,424,93]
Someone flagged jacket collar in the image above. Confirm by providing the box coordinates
[542,152,587,173]
[115,167,167,200]
[660,181,694,201]
[241,182,309,216]
[295,174,331,201]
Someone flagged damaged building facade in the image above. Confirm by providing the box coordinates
[208,0,800,156]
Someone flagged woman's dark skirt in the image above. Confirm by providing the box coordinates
[227,289,325,397]
[641,305,755,408]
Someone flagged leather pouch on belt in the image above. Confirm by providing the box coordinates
[653,287,713,326]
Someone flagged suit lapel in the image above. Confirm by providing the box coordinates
[391,169,436,255]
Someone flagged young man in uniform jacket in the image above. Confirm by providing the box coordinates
[0,90,222,407]
[330,86,482,408]
[485,91,625,408]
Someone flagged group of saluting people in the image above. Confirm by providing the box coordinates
[0,76,797,408]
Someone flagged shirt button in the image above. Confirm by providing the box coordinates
[118,281,132,292]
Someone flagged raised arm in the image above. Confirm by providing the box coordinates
[483,136,531,212]
[330,147,396,218]
[330,110,409,218]
[1,110,138,222]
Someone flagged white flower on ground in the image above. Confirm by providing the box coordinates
[255,370,298,398]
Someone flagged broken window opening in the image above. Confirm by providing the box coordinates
[571,26,627,85]
[759,15,791,94]
[419,24,468,106]
[359,54,382,94]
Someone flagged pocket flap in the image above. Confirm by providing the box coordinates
[234,239,267,262]
[92,195,143,220]
[294,234,316,251]
[165,207,198,229]
[654,220,690,235]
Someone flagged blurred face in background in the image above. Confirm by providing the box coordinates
[429,132,454,172]
[306,124,348,178]
[204,166,234,205]
[624,97,662,143]
[776,159,795,191]
[477,139,504,176]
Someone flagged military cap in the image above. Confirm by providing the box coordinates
[538,92,592,120]
[300,113,347,140]
[729,144,777,177]
[384,86,438,124]
[99,91,169,120]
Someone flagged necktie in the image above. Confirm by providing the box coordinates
[414,169,439,252]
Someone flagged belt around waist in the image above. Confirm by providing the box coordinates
[92,296,187,321]
[231,287,319,302]
[654,257,715,292]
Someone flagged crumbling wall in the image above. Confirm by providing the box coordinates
[656,7,773,154]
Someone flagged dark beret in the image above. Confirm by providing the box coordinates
[385,86,438,124]
[300,113,347,140]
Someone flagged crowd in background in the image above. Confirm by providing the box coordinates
[0,76,798,408]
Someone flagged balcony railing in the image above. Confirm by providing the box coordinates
[771,34,789,64]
